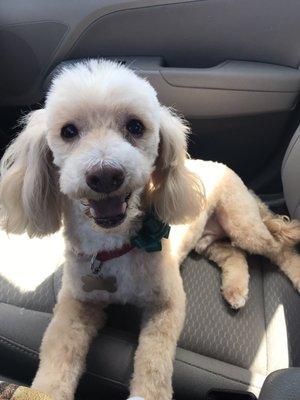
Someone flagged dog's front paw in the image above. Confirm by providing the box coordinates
[221,285,248,309]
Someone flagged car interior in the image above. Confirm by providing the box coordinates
[1,1,300,399]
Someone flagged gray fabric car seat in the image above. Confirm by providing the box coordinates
[0,131,299,399]
[258,368,300,400]
[282,126,300,220]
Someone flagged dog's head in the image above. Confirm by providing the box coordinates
[0,60,204,237]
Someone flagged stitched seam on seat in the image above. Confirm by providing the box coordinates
[85,370,127,388]
[0,334,262,390]
[0,335,128,390]
[0,335,39,359]
[0,303,136,349]
[0,334,129,388]
[0,329,136,354]
[175,357,263,389]
[0,299,51,314]
[100,329,138,345]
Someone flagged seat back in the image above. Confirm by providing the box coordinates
[282,127,300,219]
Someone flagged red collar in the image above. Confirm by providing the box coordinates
[95,243,135,263]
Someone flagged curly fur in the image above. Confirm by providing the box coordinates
[255,194,300,246]
[0,59,299,400]
[147,107,205,224]
[0,110,62,237]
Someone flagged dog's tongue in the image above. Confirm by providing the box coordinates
[89,195,127,219]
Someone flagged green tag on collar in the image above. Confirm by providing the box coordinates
[131,210,171,252]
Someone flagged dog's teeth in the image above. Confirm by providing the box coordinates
[90,207,97,218]
[121,201,127,214]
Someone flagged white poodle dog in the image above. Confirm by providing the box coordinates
[1,59,300,400]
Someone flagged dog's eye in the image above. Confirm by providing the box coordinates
[61,124,79,140]
[126,119,144,137]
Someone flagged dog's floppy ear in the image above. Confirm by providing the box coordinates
[0,109,62,237]
[148,106,205,224]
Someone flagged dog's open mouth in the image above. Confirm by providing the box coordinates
[86,193,131,228]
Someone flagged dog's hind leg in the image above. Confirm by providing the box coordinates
[32,292,106,400]
[216,171,300,291]
[202,241,249,309]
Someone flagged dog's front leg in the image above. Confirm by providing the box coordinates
[32,293,105,400]
[129,286,185,400]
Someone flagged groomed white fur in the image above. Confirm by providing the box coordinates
[1,59,300,400]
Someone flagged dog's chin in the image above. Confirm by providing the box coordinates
[83,193,132,230]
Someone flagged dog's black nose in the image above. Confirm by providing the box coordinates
[86,164,125,193]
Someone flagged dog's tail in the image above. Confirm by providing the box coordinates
[264,215,300,247]
[254,193,300,247]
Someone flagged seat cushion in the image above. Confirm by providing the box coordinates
[1,232,300,398]
[180,253,300,374]
[258,368,300,400]
[0,302,264,399]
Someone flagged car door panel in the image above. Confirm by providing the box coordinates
[1,0,300,200]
